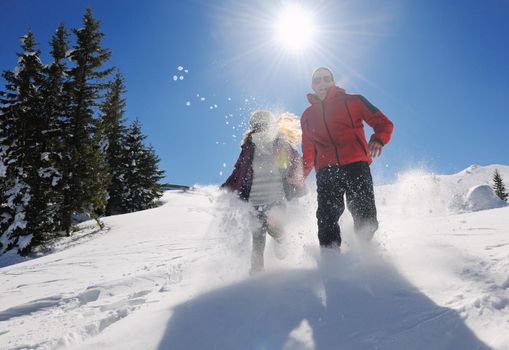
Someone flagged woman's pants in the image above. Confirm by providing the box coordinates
[250,203,283,272]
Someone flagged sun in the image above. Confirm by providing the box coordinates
[274,4,316,53]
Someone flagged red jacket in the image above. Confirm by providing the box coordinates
[301,86,394,177]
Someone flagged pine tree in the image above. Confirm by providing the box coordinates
[121,119,165,213]
[0,12,165,256]
[61,9,113,234]
[100,73,128,215]
[39,23,72,236]
[0,30,50,254]
[492,169,508,202]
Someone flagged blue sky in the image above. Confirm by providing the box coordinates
[1,0,508,185]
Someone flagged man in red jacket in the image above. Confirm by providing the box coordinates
[301,67,394,248]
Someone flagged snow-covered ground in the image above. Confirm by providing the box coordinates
[1,164,508,350]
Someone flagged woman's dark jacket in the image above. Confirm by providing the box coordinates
[221,137,306,201]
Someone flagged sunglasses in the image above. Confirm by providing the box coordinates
[312,75,333,84]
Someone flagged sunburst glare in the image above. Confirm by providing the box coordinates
[212,0,394,93]
[274,4,316,53]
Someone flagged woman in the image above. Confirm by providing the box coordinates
[221,110,306,274]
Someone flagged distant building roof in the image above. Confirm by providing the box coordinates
[161,184,191,191]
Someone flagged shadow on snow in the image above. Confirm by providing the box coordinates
[157,252,489,350]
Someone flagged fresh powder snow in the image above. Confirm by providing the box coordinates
[0,165,508,349]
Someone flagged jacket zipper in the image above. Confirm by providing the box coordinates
[344,100,355,128]
[304,118,318,168]
[345,100,368,156]
[320,100,340,164]
[355,135,368,155]
[313,144,318,167]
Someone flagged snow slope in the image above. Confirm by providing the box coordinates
[1,165,508,349]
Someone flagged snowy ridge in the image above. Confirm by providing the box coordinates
[0,165,508,349]
[376,164,509,216]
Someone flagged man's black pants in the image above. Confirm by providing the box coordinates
[316,162,378,247]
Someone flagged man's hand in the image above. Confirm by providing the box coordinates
[368,139,383,158]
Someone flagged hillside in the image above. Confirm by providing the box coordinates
[0,165,508,349]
